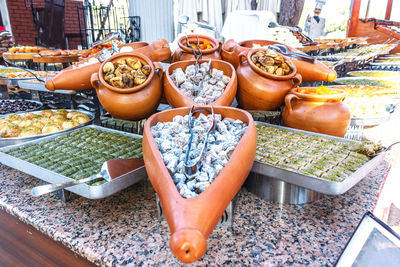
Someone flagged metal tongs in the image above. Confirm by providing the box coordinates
[268,44,315,63]
[185,35,205,96]
[184,106,216,178]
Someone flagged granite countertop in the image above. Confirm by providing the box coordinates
[0,111,399,266]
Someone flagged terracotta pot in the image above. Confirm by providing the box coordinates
[164,59,237,108]
[282,87,351,137]
[221,39,337,82]
[171,34,222,62]
[46,39,171,91]
[90,52,163,121]
[142,106,257,263]
[236,48,302,111]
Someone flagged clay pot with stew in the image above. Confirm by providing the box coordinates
[90,52,163,121]
[222,39,337,82]
[172,34,222,62]
[236,49,302,111]
[46,39,170,91]
[282,87,351,137]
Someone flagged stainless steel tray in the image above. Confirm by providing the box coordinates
[350,114,391,126]
[334,77,400,88]
[0,99,43,115]
[17,79,76,95]
[0,125,146,199]
[251,122,385,195]
[0,109,94,147]
[370,62,400,66]
[347,70,400,78]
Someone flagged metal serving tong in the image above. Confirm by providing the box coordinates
[268,44,315,63]
[186,35,206,97]
[184,105,216,178]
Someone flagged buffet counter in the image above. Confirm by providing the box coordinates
[0,111,399,266]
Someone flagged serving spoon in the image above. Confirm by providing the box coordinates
[31,158,144,197]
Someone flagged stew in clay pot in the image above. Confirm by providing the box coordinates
[46,39,171,91]
[90,52,163,121]
[236,48,302,111]
[172,34,222,62]
[164,59,237,107]
[142,106,256,263]
[282,86,351,137]
[221,39,337,82]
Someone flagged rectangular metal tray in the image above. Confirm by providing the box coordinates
[0,125,147,199]
[17,79,76,95]
[251,122,386,195]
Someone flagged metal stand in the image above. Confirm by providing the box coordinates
[155,193,233,230]
[245,173,323,205]
[38,180,72,202]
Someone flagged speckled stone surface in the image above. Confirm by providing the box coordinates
[0,159,390,266]
[0,111,399,266]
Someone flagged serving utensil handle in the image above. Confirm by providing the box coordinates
[31,175,101,197]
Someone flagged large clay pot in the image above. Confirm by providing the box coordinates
[89,52,163,120]
[282,87,351,137]
[142,106,257,263]
[222,39,337,82]
[46,39,171,91]
[236,48,302,111]
[171,34,222,62]
[164,59,237,107]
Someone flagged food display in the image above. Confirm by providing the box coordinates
[185,39,213,50]
[0,32,14,53]
[255,125,381,182]
[38,49,79,57]
[0,100,42,115]
[0,110,90,138]
[102,58,151,88]
[347,70,400,78]
[262,27,303,48]
[170,62,230,105]
[4,127,142,185]
[8,46,42,53]
[2,71,58,79]
[334,77,400,88]
[151,113,247,198]
[297,86,342,95]
[0,68,24,74]
[250,50,294,76]
[81,39,124,58]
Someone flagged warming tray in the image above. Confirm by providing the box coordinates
[251,122,386,195]
[0,109,94,147]
[0,125,146,199]
[17,79,76,95]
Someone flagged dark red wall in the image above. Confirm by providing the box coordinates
[6,0,84,49]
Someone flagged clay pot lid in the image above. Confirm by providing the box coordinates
[246,48,297,81]
[98,52,155,94]
[178,34,219,55]
[165,59,236,106]
[291,87,347,101]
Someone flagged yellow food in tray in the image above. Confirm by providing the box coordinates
[0,110,91,138]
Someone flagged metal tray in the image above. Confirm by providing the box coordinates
[0,125,146,199]
[347,70,400,78]
[251,122,385,195]
[0,99,43,115]
[0,109,94,147]
[17,79,76,95]
[370,62,400,66]
[333,77,400,88]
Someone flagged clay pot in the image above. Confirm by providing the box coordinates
[236,49,302,111]
[282,87,351,137]
[46,39,171,91]
[164,59,237,108]
[90,52,163,121]
[221,39,337,82]
[142,106,257,263]
[172,34,222,62]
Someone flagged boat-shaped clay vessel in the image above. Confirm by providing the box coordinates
[89,52,162,120]
[282,87,351,137]
[221,39,337,82]
[45,39,171,91]
[142,106,257,263]
[172,34,222,62]
[164,59,237,108]
[236,48,302,111]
